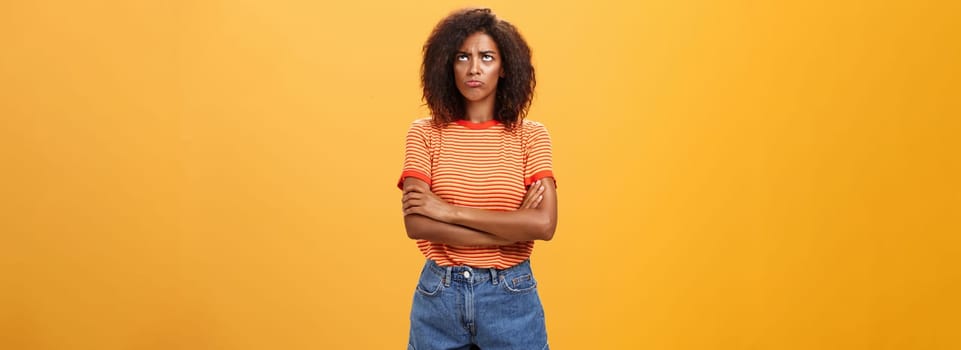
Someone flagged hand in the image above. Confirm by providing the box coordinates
[402,184,456,222]
[518,179,546,209]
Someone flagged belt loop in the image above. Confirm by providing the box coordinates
[489,268,498,285]
[444,266,452,287]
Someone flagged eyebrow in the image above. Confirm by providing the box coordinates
[456,50,498,55]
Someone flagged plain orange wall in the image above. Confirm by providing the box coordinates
[2,1,959,349]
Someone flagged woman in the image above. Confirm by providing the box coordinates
[398,8,557,350]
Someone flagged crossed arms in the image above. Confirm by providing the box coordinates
[400,177,558,246]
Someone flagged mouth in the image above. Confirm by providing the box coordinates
[465,80,483,88]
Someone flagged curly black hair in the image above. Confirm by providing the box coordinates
[421,8,536,130]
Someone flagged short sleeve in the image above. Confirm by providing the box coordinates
[397,119,433,189]
[524,121,556,187]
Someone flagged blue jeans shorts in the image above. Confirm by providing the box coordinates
[408,259,549,350]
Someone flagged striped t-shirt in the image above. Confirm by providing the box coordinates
[398,118,555,269]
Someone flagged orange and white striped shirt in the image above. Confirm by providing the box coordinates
[398,118,555,269]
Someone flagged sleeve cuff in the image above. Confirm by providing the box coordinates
[525,170,556,188]
[398,170,432,189]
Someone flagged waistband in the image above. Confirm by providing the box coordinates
[425,259,532,287]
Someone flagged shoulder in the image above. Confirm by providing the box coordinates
[409,117,432,128]
[407,117,440,134]
[520,119,549,131]
[519,119,551,137]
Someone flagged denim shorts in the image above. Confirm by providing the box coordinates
[408,259,549,350]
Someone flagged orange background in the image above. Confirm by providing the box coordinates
[2,1,959,349]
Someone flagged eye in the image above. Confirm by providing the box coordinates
[456,54,469,61]
[482,54,494,61]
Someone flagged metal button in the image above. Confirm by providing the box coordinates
[463,271,470,278]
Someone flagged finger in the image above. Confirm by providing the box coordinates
[520,193,532,208]
[524,184,545,202]
[532,194,543,208]
[520,180,542,208]
[521,191,536,208]
[520,198,532,209]
[404,206,426,217]
[526,198,538,209]
[523,195,539,209]
[403,199,423,210]
[403,184,427,194]
[523,180,541,198]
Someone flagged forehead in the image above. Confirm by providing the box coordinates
[458,32,499,51]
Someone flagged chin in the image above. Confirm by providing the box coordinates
[462,92,490,102]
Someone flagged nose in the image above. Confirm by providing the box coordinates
[469,58,481,75]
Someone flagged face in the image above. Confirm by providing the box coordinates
[454,32,504,104]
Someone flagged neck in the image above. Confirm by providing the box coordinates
[463,98,495,123]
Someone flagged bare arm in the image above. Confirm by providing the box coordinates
[448,178,557,241]
[404,214,515,246]
[402,177,517,246]
[402,177,558,242]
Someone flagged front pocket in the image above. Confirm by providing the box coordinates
[415,266,445,296]
[501,273,537,294]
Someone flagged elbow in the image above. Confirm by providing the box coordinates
[539,226,556,241]
[406,229,421,240]
[404,215,425,240]
[536,216,557,241]
[404,216,420,239]
[540,230,555,241]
